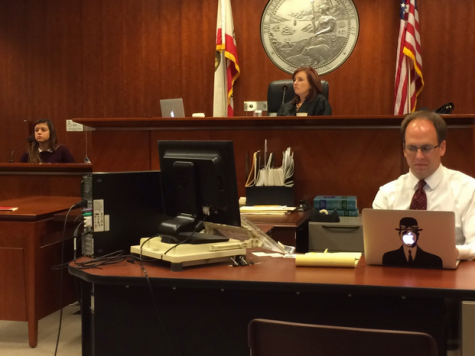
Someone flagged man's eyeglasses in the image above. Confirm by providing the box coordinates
[403,144,440,155]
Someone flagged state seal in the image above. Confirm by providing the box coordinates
[260,0,359,75]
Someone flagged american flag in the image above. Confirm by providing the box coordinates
[394,0,424,115]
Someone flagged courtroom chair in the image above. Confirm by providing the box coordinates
[248,319,438,356]
[267,79,329,115]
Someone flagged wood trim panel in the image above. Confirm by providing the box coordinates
[2,0,475,166]
[0,165,91,201]
[0,247,27,321]
[68,116,475,210]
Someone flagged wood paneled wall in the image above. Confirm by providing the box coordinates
[1,0,474,166]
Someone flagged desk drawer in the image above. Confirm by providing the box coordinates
[309,217,363,252]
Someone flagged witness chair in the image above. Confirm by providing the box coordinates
[267,79,329,114]
[248,319,438,356]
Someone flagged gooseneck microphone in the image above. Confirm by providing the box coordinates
[281,85,288,107]
[9,136,33,163]
[276,85,288,115]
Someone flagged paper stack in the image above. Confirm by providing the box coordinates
[240,205,296,215]
[246,146,294,187]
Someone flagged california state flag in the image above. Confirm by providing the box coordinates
[213,0,240,117]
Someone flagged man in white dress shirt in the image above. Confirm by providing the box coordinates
[373,111,475,260]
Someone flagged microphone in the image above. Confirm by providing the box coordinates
[275,85,288,116]
[9,136,33,163]
[281,85,288,107]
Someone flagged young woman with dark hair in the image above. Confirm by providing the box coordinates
[20,119,75,163]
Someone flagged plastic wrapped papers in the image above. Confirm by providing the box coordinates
[295,252,361,268]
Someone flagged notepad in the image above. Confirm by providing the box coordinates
[0,206,18,211]
[295,252,361,268]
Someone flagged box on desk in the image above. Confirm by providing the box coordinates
[314,195,357,210]
[335,209,359,217]
[246,186,295,207]
[309,216,363,253]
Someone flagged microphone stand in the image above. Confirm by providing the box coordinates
[281,85,288,107]
[9,136,33,163]
[276,85,288,115]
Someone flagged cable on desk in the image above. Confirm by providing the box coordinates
[73,250,127,269]
[51,221,87,270]
[139,235,157,261]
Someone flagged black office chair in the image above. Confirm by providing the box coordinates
[248,319,438,356]
[267,79,329,114]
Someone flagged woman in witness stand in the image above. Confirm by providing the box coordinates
[277,66,332,116]
[20,119,75,163]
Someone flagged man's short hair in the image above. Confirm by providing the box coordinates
[401,110,448,145]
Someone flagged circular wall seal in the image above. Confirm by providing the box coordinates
[261,0,359,75]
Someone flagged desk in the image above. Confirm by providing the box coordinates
[69,255,475,356]
[0,196,81,347]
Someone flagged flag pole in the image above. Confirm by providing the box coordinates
[406,56,411,114]
[221,0,228,116]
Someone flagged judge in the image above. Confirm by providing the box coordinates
[277,66,332,116]
[20,119,75,163]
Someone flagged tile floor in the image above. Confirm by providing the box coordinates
[0,304,81,356]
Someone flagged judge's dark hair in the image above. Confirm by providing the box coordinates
[27,119,59,163]
[292,66,323,104]
[401,111,447,145]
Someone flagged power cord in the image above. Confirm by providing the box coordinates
[54,199,87,356]
[74,250,127,269]
[140,263,178,356]
[139,236,157,260]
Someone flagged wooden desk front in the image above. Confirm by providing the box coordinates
[73,115,475,210]
[0,163,92,201]
[70,255,475,356]
[0,196,81,347]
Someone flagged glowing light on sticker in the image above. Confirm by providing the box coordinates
[402,232,416,245]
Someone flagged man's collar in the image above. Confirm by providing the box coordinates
[408,164,444,191]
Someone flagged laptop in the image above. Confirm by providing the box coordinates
[362,209,459,269]
[160,98,185,118]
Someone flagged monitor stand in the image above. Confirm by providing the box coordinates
[130,236,247,272]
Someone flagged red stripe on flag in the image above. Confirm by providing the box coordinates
[394,0,424,114]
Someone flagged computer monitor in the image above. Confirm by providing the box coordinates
[157,140,241,244]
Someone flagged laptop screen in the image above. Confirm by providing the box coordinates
[160,98,185,118]
[363,209,459,269]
